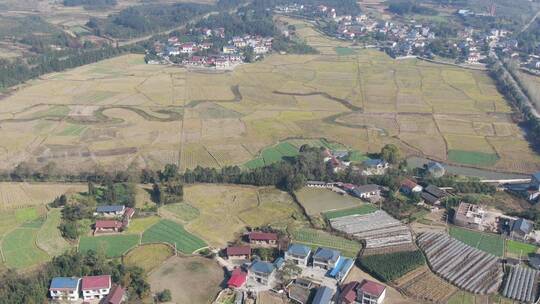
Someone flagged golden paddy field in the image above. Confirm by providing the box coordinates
[0,17,538,173]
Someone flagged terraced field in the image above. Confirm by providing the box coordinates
[79,234,140,258]
[2,226,49,269]
[0,17,536,173]
[183,184,304,247]
[141,220,207,254]
[290,227,362,257]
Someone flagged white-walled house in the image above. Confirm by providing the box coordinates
[49,277,81,301]
[81,275,111,301]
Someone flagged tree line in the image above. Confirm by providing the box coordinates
[488,58,540,149]
[0,45,144,89]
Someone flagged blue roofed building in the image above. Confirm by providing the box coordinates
[511,218,534,241]
[95,205,125,217]
[313,247,341,270]
[49,277,81,301]
[531,172,540,190]
[273,257,285,270]
[248,260,275,286]
[329,257,355,282]
[285,243,312,267]
[312,286,334,304]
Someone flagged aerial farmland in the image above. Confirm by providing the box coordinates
[0,19,537,174]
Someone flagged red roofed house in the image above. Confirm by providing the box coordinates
[226,246,251,260]
[248,231,278,246]
[339,280,386,304]
[227,268,248,289]
[94,220,123,234]
[103,284,126,304]
[81,275,111,300]
[400,178,423,194]
[122,207,135,227]
[359,280,386,304]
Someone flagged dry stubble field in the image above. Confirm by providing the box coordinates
[0,17,538,173]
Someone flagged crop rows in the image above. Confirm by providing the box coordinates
[329,210,412,248]
[502,265,539,303]
[417,232,503,294]
[141,220,207,254]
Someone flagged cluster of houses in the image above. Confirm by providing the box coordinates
[49,275,125,303]
[148,29,273,69]
[274,2,532,66]
[224,236,387,304]
[322,148,391,176]
[93,205,134,235]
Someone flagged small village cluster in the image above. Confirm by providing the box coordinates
[92,205,135,235]
[275,3,534,67]
[219,231,387,304]
[148,29,273,69]
[49,275,125,304]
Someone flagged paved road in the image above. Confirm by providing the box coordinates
[521,9,540,33]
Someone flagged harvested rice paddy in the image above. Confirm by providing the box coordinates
[183,184,305,247]
[0,16,536,174]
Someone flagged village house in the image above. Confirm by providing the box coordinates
[350,184,381,201]
[421,185,447,205]
[312,286,334,304]
[508,218,534,241]
[453,202,485,230]
[284,243,311,267]
[94,220,123,234]
[505,171,540,203]
[254,45,269,54]
[361,159,389,176]
[339,280,387,304]
[287,278,315,304]
[400,179,423,194]
[103,284,126,304]
[223,45,238,54]
[248,231,278,246]
[166,46,180,56]
[226,246,251,260]
[306,181,333,188]
[122,207,135,227]
[248,260,275,286]
[49,277,81,301]
[215,58,230,70]
[180,43,196,54]
[81,275,111,301]
[228,268,248,289]
[313,247,341,270]
[94,205,125,217]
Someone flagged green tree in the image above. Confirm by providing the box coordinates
[151,183,161,204]
[380,144,401,164]
[157,289,172,302]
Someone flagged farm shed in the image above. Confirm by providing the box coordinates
[329,210,412,248]
[417,232,503,294]
[502,265,539,303]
